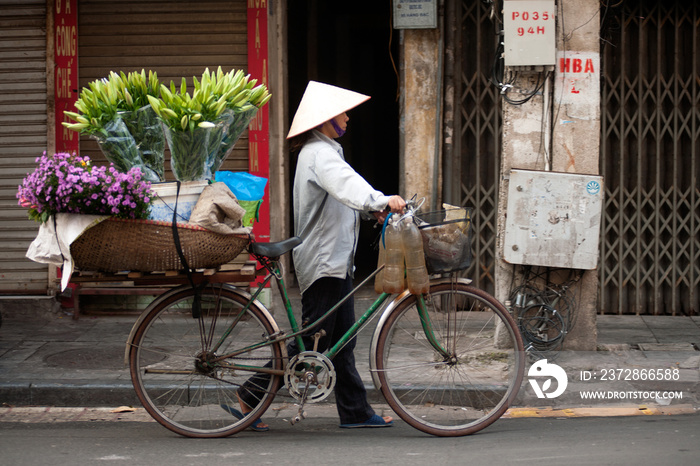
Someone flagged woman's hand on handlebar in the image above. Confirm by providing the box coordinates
[373,195,407,224]
[387,195,407,213]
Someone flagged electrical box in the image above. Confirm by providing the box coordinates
[504,169,604,270]
[503,0,556,67]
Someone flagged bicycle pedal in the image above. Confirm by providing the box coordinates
[290,408,307,426]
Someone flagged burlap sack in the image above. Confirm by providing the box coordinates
[188,182,251,234]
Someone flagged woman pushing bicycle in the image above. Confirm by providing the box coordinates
[128,80,523,438]
[231,81,406,430]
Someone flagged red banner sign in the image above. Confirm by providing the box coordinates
[247,2,270,243]
[247,2,270,289]
[54,0,79,154]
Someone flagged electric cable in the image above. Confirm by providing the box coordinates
[508,265,582,356]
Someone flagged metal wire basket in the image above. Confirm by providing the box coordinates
[416,208,473,274]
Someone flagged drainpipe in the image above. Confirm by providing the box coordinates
[431,0,445,211]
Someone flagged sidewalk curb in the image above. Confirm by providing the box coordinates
[3,378,698,420]
[0,381,140,407]
[1,403,695,423]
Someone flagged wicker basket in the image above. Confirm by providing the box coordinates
[70,217,250,273]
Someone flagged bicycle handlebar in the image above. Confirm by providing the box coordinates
[404,195,425,215]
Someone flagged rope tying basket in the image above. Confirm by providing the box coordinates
[70,217,250,273]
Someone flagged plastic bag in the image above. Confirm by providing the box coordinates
[92,114,162,182]
[215,171,267,200]
[120,105,165,181]
[214,171,268,227]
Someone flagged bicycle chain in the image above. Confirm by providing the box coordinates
[205,357,296,400]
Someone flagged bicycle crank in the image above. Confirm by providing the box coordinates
[284,351,336,411]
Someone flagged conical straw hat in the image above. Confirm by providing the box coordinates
[287,81,370,139]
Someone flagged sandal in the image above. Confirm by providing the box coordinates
[339,414,394,428]
[220,404,270,432]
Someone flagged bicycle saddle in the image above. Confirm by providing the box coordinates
[249,236,303,258]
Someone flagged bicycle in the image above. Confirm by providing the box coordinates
[508,267,581,355]
[125,202,525,438]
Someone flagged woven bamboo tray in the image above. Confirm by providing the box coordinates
[70,218,250,273]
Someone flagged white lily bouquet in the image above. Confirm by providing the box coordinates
[63,70,165,182]
[148,67,271,181]
[63,67,270,183]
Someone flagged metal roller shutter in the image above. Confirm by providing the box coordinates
[0,0,48,293]
[77,0,250,176]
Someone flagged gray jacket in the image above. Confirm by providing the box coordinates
[292,131,391,294]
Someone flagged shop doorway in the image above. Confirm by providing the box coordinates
[287,1,400,282]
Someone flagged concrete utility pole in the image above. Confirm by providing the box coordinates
[496,0,601,350]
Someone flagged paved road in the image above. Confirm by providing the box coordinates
[1,407,698,466]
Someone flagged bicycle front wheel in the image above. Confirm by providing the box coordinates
[128,284,283,438]
[374,281,525,436]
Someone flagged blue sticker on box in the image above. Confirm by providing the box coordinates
[586,180,601,195]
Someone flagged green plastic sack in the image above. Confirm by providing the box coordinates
[238,199,262,227]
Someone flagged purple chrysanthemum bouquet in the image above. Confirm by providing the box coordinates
[17,152,153,223]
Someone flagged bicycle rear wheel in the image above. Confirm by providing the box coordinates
[128,284,283,438]
[374,281,525,436]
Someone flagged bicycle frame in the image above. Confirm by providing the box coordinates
[209,255,450,376]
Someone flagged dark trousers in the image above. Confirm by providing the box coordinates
[238,275,375,424]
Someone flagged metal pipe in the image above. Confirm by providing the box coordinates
[431,0,446,211]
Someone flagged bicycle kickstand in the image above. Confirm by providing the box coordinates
[291,372,313,425]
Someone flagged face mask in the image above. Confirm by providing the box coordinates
[330,118,346,137]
